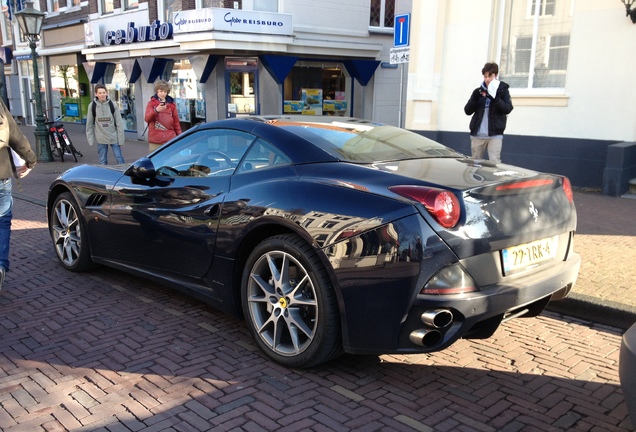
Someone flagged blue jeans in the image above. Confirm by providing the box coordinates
[0,178,13,271]
[97,144,125,165]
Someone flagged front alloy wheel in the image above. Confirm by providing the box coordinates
[50,192,94,272]
[242,234,342,368]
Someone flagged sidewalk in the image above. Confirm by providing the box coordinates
[13,122,636,330]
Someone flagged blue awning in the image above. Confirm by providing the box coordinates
[344,59,381,86]
[259,55,299,85]
[120,59,142,84]
[83,61,116,84]
[138,58,175,83]
[189,55,219,84]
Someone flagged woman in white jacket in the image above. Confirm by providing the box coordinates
[85,84,126,165]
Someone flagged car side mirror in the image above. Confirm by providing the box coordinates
[124,157,156,179]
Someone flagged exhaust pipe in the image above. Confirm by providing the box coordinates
[409,329,443,347]
[421,309,453,328]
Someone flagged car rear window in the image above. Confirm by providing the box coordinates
[274,121,463,163]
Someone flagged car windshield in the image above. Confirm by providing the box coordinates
[270,120,463,163]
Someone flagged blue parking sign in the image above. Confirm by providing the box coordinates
[394,13,410,47]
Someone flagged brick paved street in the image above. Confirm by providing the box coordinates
[0,123,634,431]
[0,198,633,431]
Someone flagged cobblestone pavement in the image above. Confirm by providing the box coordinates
[0,199,631,431]
[0,123,632,431]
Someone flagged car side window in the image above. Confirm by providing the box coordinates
[150,129,256,177]
[236,138,291,173]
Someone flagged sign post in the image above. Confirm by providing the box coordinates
[391,13,411,128]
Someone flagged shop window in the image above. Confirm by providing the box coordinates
[369,0,395,29]
[498,0,571,89]
[50,64,81,122]
[226,58,258,117]
[106,64,136,131]
[283,62,349,116]
[170,59,204,130]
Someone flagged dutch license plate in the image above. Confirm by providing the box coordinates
[501,236,558,275]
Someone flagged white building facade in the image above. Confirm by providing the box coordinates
[406,0,636,194]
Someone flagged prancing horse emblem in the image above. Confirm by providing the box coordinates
[528,201,539,222]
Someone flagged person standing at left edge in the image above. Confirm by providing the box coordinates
[464,62,513,163]
[86,84,126,165]
[0,99,37,291]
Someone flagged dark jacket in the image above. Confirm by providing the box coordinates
[144,95,182,145]
[464,80,513,137]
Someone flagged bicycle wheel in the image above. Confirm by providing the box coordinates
[61,132,78,162]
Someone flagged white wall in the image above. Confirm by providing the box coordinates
[407,0,636,143]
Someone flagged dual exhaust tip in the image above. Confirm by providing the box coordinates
[409,309,454,347]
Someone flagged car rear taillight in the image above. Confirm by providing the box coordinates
[389,186,461,228]
[561,176,574,204]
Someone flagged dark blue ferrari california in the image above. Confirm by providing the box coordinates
[47,116,580,368]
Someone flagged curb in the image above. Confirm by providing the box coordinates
[14,193,46,208]
[546,293,636,331]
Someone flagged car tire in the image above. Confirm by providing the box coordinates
[242,234,343,368]
[49,192,95,272]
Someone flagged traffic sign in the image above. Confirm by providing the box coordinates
[390,47,410,64]
[394,13,410,47]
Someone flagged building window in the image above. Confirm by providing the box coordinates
[200,0,242,9]
[1,4,12,45]
[499,0,571,89]
[253,0,275,12]
[123,0,139,10]
[162,0,206,23]
[529,0,555,16]
[369,0,394,28]
[49,0,79,12]
[101,0,114,14]
[547,34,569,71]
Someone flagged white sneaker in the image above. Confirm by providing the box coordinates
[0,268,5,292]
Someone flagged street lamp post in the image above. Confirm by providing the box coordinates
[15,1,52,162]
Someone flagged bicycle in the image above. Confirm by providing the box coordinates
[44,109,83,162]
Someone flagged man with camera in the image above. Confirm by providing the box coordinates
[464,62,514,163]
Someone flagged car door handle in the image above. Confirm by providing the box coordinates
[204,204,221,217]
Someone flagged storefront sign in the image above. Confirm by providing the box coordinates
[104,20,173,46]
[173,8,292,36]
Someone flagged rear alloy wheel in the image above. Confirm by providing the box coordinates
[242,234,342,368]
[49,192,95,272]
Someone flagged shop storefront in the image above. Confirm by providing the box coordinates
[81,6,382,138]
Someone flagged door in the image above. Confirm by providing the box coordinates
[225,57,259,118]
[108,127,255,277]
